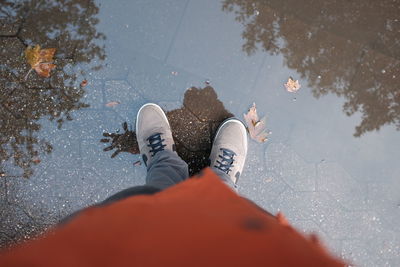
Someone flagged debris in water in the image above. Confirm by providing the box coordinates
[243,103,269,143]
[105,101,121,107]
[284,77,301,93]
[24,45,56,79]
[80,79,88,87]
[32,157,41,164]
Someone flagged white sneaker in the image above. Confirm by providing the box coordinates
[136,103,176,167]
[209,118,248,184]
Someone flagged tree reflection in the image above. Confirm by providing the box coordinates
[222,0,400,136]
[0,0,105,177]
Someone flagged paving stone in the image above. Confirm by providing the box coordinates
[166,0,265,113]
[365,176,400,234]
[276,188,386,242]
[89,51,130,81]
[265,142,316,191]
[0,21,19,36]
[319,210,383,240]
[341,239,395,267]
[317,162,367,210]
[127,52,203,102]
[291,219,342,258]
[0,204,40,248]
[81,139,144,193]
[0,4,21,36]
[239,142,287,213]
[275,189,342,224]
[82,79,105,109]
[0,178,7,217]
[373,229,400,260]
[18,1,105,62]
[0,158,25,178]
[97,0,188,60]
[58,109,122,141]
[0,37,27,78]
[104,79,144,121]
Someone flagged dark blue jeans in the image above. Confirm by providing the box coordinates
[61,150,236,224]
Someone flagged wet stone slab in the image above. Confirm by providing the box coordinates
[265,143,316,191]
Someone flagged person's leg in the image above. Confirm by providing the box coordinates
[145,150,188,189]
[136,103,188,189]
[60,185,161,224]
[209,118,248,192]
[212,168,238,191]
[61,103,188,224]
[101,185,161,205]
[104,102,188,198]
[101,150,188,205]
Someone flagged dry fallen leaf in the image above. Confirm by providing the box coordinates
[32,157,41,164]
[243,103,269,143]
[80,79,88,87]
[284,76,301,92]
[105,101,121,107]
[24,45,56,79]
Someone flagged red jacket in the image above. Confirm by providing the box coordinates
[0,168,344,266]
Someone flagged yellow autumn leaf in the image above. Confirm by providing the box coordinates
[24,45,56,79]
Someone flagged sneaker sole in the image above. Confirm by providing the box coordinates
[136,103,171,133]
[213,118,248,153]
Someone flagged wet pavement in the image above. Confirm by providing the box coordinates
[1,0,400,265]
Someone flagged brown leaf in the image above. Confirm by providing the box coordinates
[243,103,269,143]
[24,45,56,78]
[105,101,121,107]
[284,76,301,92]
[32,157,41,164]
[80,79,88,87]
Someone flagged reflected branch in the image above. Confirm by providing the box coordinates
[0,0,106,177]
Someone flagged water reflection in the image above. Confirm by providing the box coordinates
[0,0,106,178]
[102,86,233,175]
[222,0,400,137]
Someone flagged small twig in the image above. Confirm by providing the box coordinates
[0,7,12,17]
[23,68,32,81]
